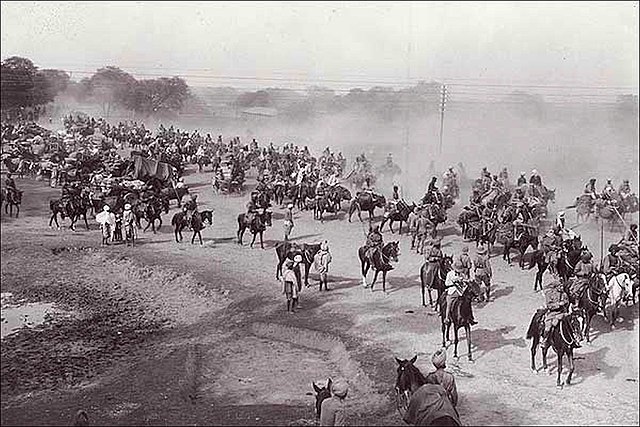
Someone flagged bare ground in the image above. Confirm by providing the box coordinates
[1,168,638,426]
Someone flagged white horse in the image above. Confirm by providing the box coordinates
[604,273,634,328]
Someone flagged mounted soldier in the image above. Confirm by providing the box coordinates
[567,251,596,311]
[541,270,580,348]
[444,260,477,326]
[618,179,632,200]
[584,178,597,200]
[601,244,622,279]
[602,179,616,201]
[529,169,542,187]
[364,224,384,263]
[498,167,509,187]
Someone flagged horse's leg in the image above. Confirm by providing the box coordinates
[382,271,387,293]
[83,213,89,230]
[566,349,574,385]
[259,231,264,249]
[304,261,310,287]
[371,270,379,291]
[466,325,472,361]
[556,349,564,387]
[541,342,550,371]
[361,261,369,287]
[250,231,257,248]
[585,312,592,343]
[530,337,538,371]
[453,326,459,359]
[144,220,151,232]
[421,283,426,306]
[441,318,447,348]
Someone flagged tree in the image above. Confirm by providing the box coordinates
[1,56,70,111]
[84,66,137,117]
[128,77,190,117]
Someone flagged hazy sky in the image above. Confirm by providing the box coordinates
[1,1,638,91]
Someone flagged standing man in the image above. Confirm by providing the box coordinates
[281,259,299,314]
[284,203,294,241]
[313,240,332,291]
[407,207,420,250]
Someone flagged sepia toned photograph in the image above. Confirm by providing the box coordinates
[1,1,638,425]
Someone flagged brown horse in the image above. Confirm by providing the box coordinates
[237,210,272,249]
[1,188,22,217]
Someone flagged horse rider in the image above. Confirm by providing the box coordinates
[541,270,579,348]
[423,237,443,285]
[246,196,258,224]
[364,224,384,262]
[473,245,493,301]
[444,260,478,326]
[529,169,542,187]
[568,251,596,311]
[389,185,401,213]
[516,172,527,187]
[425,348,458,408]
[427,176,438,194]
[4,172,18,200]
[601,244,621,279]
[602,179,616,201]
[316,179,327,202]
[618,179,632,200]
[584,178,598,199]
[416,212,434,255]
[443,166,458,193]
[454,246,472,280]
[541,226,563,269]
[498,167,509,186]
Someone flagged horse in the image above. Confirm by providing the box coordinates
[160,186,189,207]
[313,195,335,222]
[380,200,415,234]
[595,200,622,232]
[437,279,481,360]
[190,210,205,245]
[348,192,386,222]
[394,356,461,426]
[48,197,90,231]
[171,211,189,243]
[420,255,453,308]
[526,309,584,387]
[312,379,332,419]
[475,218,498,250]
[139,199,164,233]
[328,185,352,211]
[556,238,585,283]
[603,272,635,329]
[1,188,22,217]
[569,273,607,343]
[457,208,480,240]
[275,241,321,287]
[357,241,400,292]
[574,195,595,224]
[496,223,539,268]
[237,210,273,249]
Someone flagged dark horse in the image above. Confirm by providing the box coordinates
[437,279,481,360]
[49,197,90,230]
[380,200,416,234]
[275,241,321,287]
[526,309,584,387]
[312,379,332,419]
[348,192,386,222]
[420,255,453,308]
[1,188,22,217]
[237,210,273,249]
[394,356,461,426]
[496,223,539,268]
[139,198,166,233]
[357,241,400,292]
[567,273,607,343]
[171,211,189,243]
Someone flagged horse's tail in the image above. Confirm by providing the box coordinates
[526,309,545,340]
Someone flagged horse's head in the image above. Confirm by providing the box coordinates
[465,278,483,299]
[384,241,400,263]
[568,311,585,345]
[395,355,421,395]
[375,194,387,208]
[312,379,332,419]
[441,254,453,272]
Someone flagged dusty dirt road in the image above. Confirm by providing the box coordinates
[1,165,638,426]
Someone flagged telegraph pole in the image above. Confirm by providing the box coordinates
[439,84,447,154]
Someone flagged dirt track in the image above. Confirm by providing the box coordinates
[1,166,638,426]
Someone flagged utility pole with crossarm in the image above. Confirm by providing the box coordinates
[439,84,447,155]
